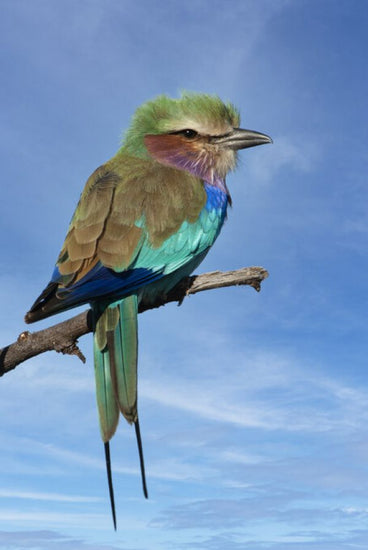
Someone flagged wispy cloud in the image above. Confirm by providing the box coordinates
[0,511,106,529]
[0,529,126,550]
[173,529,368,550]
[140,347,368,434]
[244,135,320,185]
[152,496,368,536]
[0,489,100,503]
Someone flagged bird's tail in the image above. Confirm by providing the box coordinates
[93,295,148,529]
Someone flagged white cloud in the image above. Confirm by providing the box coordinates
[220,449,266,466]
[139,348,368,434]
[0,510,106,529]
[0,530,124,550]
[18,363,94,393]
[0,489,101,503]
[244,135,320,185]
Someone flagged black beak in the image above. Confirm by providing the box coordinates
[211,128,272,150]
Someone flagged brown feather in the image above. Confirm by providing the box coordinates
[98,226,142,270]
[66,229,97,261]
[74,223,105,244]
[55,154,206,285]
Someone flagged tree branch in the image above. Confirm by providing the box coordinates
[0,266,268,377]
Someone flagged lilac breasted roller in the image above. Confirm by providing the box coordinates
[25,92,272,528]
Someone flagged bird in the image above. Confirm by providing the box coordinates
[25,91,271,528]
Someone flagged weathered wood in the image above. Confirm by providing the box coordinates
[0,266,268,376]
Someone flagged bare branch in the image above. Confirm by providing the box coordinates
[0,266,268,377]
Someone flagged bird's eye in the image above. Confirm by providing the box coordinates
[179,129,198,139]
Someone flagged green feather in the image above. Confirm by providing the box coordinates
[113,295,138,423]
[93,329,120,443]
[93,296,138,429]
[122,91,240,158]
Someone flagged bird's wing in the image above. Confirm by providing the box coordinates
[26,156,220,319]
[56,162,143,285]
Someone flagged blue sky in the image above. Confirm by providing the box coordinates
[1,0,368,548]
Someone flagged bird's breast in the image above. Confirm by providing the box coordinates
[203,180,229,215]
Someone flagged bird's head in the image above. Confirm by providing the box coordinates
[122,92,271,183]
